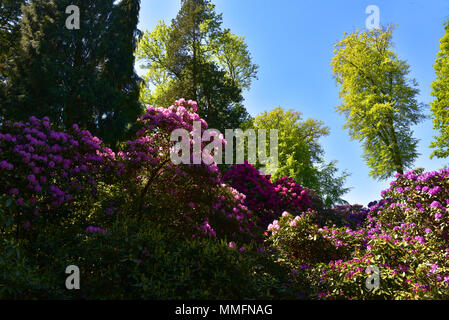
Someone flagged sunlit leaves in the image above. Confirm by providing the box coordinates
[331,25,425,180]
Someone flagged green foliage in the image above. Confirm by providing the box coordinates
[74,220,300,299]
[0,212,303,299]
[136,0,257,132]
[251,107,350,207]
[0,0,25,112]
[430,19,449,159]
[267,211,362,267]
[331,25,425,180]
[0,238,67,299]
[5,0,142,147]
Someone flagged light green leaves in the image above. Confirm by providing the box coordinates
[331,25,425,180]
[430,20,449,159]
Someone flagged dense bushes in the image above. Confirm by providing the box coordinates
[0,117,118,257]
[110,99,255,242]
[1,100,449,300]
[0,218,304,299]
[267,168,449,299]
[70,220,307,299]
[0,102,309,299]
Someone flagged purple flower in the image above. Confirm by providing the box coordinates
[228,241,237,249]
[430,201,441,208]
[430,264,438,273]
[429,186,441,196]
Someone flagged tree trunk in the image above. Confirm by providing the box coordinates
[387,113,403,174]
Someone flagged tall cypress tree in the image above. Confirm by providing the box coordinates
[5,0,142,147]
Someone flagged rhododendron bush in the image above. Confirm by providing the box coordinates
[223,161,312,229]
[267,169,449,299]
[0,116,114,240]
[1,99,449,300]
[111,99,255,241]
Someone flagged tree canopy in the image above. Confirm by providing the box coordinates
[430,19,449,159]
[3,0,142,147]
[251,107,350,208]
[331,25,426,180]
[136,0,258,132]
[0,0,25,109]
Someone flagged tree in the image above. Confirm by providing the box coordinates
[251,107,350,208]
[0,0,25,112]
[97,0,143,145]
[5,0,142,147]
[430,19,449,159]
[136,0,258,131]
[331,25,425,180]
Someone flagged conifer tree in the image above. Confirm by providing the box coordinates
[6,0,142,147]
[137,0,257,131]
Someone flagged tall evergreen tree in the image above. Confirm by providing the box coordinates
[100,0,142,145]
[331,25,425,180]
[0,0,25,114]
[430,19,449,159]
[136,0,257,132]
[5,0,142,147]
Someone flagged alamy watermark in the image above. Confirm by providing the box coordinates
[365,5,380,30]
[365,265,380,290]
[65,265,80,290]
[65,5,80,30]
[170,121,279,174]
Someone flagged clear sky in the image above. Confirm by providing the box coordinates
[136,0,449,206]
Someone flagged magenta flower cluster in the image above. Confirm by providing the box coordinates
[0,116,114,229]
[85,226,108,234]
[223,161,311,228]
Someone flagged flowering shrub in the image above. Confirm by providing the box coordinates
[224,161,311,229]
[0,116,115,239]
[317,204,369,229]
[267,168,449,299]
[3,101,449,300]
[267,211,365,267]
[108,99,255,242]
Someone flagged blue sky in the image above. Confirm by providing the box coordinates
[136,0,449,206]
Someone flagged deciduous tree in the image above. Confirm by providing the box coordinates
[251,107,350,207]
[331,25,425,180]
[430,20,449,159]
